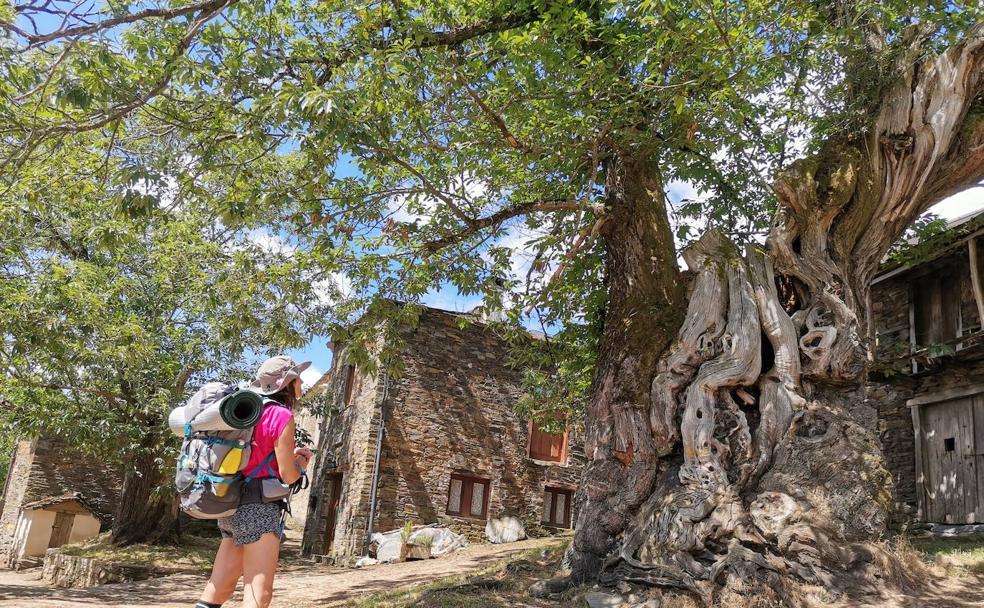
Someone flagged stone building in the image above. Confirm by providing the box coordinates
[0,438,121,567]
[871,209,984,525]
[301,305,585,562]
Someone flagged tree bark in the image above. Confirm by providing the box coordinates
[111,446,179,546]
[564,23,984,605]
[567,151,686,577]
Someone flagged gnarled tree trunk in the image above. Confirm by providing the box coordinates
[570,151,687,576]
[565,24,984,605]
[111,442,178,546]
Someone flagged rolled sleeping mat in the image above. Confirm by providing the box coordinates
[169,386,265,434]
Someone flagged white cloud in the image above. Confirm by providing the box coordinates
[311,272,353,307]
[300,365,323,391]
[386,173,489,224]
[492,221,552,289]
[421,290,482,313]
[245,229,298,256]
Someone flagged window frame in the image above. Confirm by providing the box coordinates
[342,364,356,406]
[527,420,570,464]
[446,473,491,520]
[541,486,574,528]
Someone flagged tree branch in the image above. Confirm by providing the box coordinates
[420,199,590,254]
[288,7,541,83]
[11,0,232,48]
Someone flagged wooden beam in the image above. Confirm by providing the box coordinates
[969,237,984,328]
[908,383,984,407]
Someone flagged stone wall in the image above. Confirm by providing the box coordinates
[868,378,916,523]
[373,309,584,543]
[0,441,37,562]
[287,407,321,530]
[303,307,586,563]
[871,274,911,372]
[301,346,383,559]
[41,550,156,588]
[0,439,121,566]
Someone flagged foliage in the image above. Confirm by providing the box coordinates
[0,428,16,489]
[400,520,414,545]
[0,0,980,428]
[910,536,984,576]
[0,137,337,479]
[887,213,950,265]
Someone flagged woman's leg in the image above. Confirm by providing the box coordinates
[241,532,281,608]
[200,537,243,605]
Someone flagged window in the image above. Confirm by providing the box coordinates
[542,486,573,528]
[528,421,569,463]
[446,473,490,519]
[342,365,356,406]
[912,270,963,349]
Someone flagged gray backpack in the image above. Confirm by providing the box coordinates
[170,382,272,519]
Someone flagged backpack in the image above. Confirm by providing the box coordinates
[169,382,272,519]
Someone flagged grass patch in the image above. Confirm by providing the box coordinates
[345,542,570,608]
[911,536,984,575]
[59,532,220,573]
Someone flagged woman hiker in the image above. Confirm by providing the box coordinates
[195,356,315,608]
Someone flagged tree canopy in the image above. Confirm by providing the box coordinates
[0,129,337,540]
[3,0,977,424]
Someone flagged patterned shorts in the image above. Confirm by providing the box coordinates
[217,502,284,545]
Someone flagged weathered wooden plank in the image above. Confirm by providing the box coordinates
[974,395,984,522]
[923,403,943,522]
[956,398,977,522]
[908,383,984,407]
[913,404,928,522]
[969,237,984,327]
[939,402,958,523]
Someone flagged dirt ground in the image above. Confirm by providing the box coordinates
[0,537,559,607]
[3,534,984,608]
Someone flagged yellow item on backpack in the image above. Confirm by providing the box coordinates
[217,441,245,475]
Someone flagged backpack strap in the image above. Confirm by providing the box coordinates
[243,451,277,483]
[206,436,244,447]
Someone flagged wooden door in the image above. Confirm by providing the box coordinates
[48,511,75,548]
[324,473,343,553]
[917,396,981,523]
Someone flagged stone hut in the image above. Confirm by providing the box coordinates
[871,209,984,525]
[0,438,121,568]
[301,305,585,562]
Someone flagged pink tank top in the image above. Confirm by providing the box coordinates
[244,402,293,480]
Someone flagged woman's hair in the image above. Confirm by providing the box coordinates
[266,378,300,410]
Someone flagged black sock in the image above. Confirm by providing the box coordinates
[195,602,221,608]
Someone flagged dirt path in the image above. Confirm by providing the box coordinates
[0,537,560,607]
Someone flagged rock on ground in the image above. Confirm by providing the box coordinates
[369,524,467,563]
[485,516,526,544]
[584,591,625,607]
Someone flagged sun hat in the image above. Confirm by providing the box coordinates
[252,355,312,395]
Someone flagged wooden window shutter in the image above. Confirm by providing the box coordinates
[528,421,569,463]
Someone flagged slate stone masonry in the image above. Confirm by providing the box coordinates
[302,307,585,562]
[0,438,121,565]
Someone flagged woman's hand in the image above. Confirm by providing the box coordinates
[294,447,313,470]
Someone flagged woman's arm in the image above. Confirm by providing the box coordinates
[275,418,306,485]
